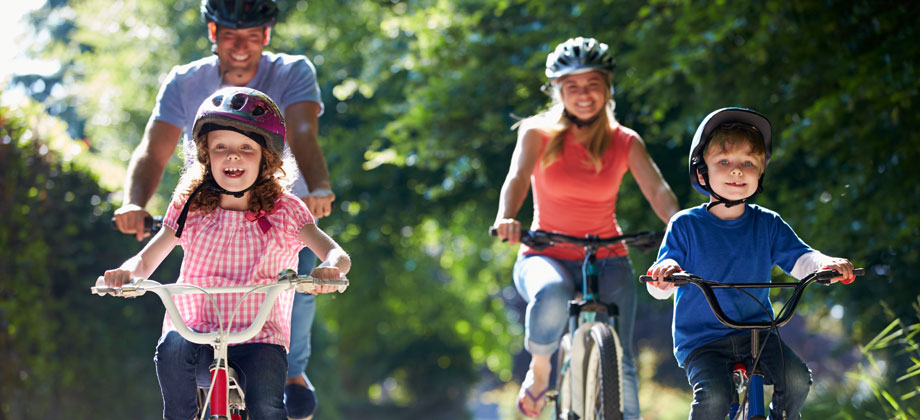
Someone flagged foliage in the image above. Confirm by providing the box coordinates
[7,0,920,418]
[0,94,181,418]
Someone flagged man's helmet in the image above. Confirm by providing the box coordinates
[192,87,286,157]
[545,37,615,80]
[201,0,278,29]
[688,107,772,207]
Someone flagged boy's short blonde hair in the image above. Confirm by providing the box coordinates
[703,123,767,167]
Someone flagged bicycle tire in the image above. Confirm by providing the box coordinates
[583,323,622,420]
[555,332,574,419]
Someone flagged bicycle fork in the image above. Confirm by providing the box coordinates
[730,332,768,420]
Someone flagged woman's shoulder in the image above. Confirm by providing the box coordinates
[610,123,641,142]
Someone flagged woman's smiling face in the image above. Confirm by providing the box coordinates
[558,71,609,121]
[207,129,263,192]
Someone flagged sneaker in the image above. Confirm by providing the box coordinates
[284,373,317,420]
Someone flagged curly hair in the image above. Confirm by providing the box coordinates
[172,133,291,214]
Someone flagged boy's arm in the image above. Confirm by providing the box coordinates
[645,258,682,299]
[791,251,856,283]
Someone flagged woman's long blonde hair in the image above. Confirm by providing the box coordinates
[524,72,619,173]
[172,133,296,214]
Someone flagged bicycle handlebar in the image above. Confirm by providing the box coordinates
[91,269,348,345]
[488,227,663,253]
[110,215,164,234]
[638,268,864,330]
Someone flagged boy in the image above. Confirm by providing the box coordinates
[645,107,855,419]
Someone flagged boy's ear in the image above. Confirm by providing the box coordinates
[208,22,218,43]
[696,166,707,187]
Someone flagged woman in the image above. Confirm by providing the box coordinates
[493,37,679,419]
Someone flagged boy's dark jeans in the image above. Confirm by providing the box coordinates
[154,330,288,420]
[683,331,812,420]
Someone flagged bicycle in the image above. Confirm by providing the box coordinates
[639,267,864,420]
[91,268,348,420]
[491,228,662,420]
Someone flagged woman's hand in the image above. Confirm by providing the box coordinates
[493,219,522,245]
[309,266,346,294]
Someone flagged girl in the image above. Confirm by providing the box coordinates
[492,37,678,419]
[101,87,350,420]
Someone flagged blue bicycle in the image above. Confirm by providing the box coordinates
[640,268,864,419]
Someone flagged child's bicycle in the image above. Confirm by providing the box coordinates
[491,228,662,420]
[639,267,864,420]
[91,268,347,420]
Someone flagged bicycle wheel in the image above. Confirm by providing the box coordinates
[583,323,622,420]
[555,332,574,419]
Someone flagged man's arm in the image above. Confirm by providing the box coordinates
[285,100,334,218]
[114,118,181,241]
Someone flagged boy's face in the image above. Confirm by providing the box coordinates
[207,130,263,192]
[698,141,764,202]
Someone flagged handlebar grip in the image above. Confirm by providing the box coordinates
[816,267,865,285]
[639,273,691,286]
[488,226,497,237]
[111,216,163,234]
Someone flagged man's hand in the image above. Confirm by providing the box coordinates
[114,204,152,241]
[303,188,335,219]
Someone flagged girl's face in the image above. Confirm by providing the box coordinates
[207,130,263,192]
[699,141,764,202]
[557,71,609,121]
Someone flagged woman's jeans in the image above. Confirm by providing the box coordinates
[287,247,317,380]
[513,254,640,420]
[683,332,812,420]
[154,331,288,420]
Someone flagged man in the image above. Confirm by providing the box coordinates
[113,1,331,418]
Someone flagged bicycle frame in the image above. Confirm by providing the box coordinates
[493,228,662,420]
[92,268,346,420]
[640,268,863,420]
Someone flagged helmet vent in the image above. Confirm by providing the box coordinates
[252,102,266,116]
[230,93,247,110]
[211,95,224,106]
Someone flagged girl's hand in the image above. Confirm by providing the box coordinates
[494,219,522,245]
[102,268,133,288]
[309,266,346,294]
[646,260,683,291]
[821,258,856,284]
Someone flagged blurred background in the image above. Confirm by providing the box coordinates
[1,1,918,419]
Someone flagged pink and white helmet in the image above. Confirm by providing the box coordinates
[192,87,285,156]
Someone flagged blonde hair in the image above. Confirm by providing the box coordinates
[173,133,297,214]
[704,123,767,166]
[523,73,619,172]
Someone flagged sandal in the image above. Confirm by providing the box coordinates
[516,371,548,418]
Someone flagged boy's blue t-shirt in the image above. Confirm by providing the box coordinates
[151,51,323,196]
[655,204,812,367]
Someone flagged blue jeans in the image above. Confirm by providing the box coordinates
[513,254,640,420]
[154,330,288,420]
[683,332,812,420]
[288,247,318,379]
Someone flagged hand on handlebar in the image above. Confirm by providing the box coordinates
[492,219,522,245]
[820,258,856,284]
[114,204,152,242]
[308,267,347,294]
[645,259,683,291]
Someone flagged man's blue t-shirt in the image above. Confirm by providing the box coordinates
[151,51,322,196]
[654,204,812,367]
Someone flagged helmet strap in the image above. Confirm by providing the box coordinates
[173,173,268,238]
[698,166,763,210]
[563,109,601,129]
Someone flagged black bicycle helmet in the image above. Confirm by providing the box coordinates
[545,37,615,80]
[688,107,772,208]
[201,0,278,29]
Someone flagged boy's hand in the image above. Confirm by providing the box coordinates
[821,258,856,284]
[102,268,133,288]
[646,259,683,291]
[309,266,346,294]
